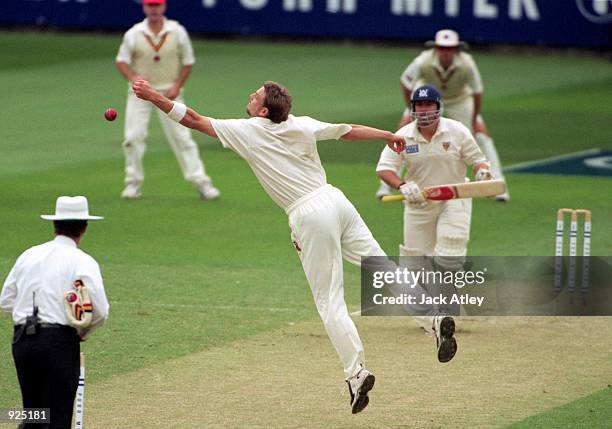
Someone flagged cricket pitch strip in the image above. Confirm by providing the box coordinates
[80,316,611,429]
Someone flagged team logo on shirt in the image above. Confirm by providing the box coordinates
[406,144,419,154]
[442,142,450,151]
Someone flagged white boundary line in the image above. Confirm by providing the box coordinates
[503,148,603,172]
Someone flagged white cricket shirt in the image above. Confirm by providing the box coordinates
[210,115,351,211]
[0,235,109,329]
[400,49,483,103]
[376,118,486,188]
[116,18,195,90]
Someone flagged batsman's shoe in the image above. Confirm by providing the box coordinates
[346,367,375,414]
[198,182,221,201]
[121,184,142,199]
[375,181,393,200]
[433,315,457,363]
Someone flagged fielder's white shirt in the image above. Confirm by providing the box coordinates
[210,115,351,211]
[400,49,483,103]
[376,118,486,188]
[0,236,109,331]
[116,18,195,90]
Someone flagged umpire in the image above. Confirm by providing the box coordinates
[0,196,109,428]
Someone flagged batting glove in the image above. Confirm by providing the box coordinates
[475,169,492,181]
[399,181,426,205]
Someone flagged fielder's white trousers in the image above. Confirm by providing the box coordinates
[403,199,472,257]
[287,185,386,379]
[122,90,211,187]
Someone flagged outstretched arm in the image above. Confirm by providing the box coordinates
[132,79,217,138]
[341,124,406,153]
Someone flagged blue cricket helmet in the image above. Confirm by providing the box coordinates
[410,85,443,127]
[411,85,442,107]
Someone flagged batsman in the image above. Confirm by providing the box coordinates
[377,85,492,332]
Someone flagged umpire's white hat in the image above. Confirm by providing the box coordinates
[41,196,104,221]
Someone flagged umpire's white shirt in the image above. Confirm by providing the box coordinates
[210,115,351,211]
[377,117,486,188]
[0,236,109,330]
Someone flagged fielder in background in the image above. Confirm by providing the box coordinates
[116,0,220,200]
[132,78,456,414]
[377,85,491,333]
[0,196,109,429]
[376,29,509,202]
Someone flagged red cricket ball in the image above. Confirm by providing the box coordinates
[104,108,118,121]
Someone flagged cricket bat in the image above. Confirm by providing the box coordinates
[75,352,85,428]
[381,179,506,203]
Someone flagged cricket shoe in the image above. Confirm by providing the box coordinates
[375,181,393,200]
[433,315,457,363]
[197,182,221,200]
[121,184,142,199]
[346,367,375,414]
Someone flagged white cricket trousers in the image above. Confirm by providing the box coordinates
[122,90,211,187]
[402,198,472,257]
[287,185,386,379]
[402,199,472,331]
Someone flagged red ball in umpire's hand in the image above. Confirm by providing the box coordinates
[104,108,118,121]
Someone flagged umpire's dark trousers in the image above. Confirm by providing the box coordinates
[12,325,80,429]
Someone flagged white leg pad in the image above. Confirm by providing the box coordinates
[399,245,432,271]
[399,245,424,257]
[434,235,467,271]
[400,245,436,330]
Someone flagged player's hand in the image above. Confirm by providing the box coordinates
[475,168,492,181]
[163,84,181,100]
[399,181,426,205]
[387,134,406,153]
[132,79,157,101]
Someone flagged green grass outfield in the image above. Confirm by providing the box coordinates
[0,32,611,428]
